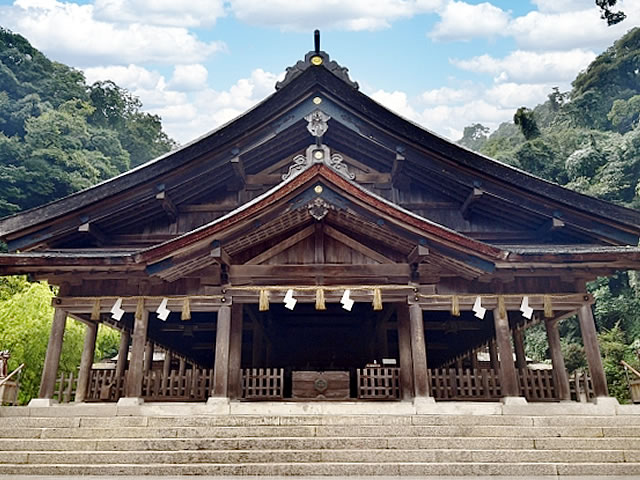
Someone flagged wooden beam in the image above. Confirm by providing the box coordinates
[536,217,565,236]
[324,225,395,264]
[155,191,178,222]
[228,154,246,191]
[210,243,232,267]
[460,188,484,220]
[408,245,429,265]
[78,222,108,246]
[391,150,409,188]
[230,264,410,282]
[245,225,315,265]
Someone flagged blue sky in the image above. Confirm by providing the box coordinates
[0,0,637,144]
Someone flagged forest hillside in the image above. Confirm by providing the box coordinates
[457,27,640,400]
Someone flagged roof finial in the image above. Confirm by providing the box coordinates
[314,30,320,54]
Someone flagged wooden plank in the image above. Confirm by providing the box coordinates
[292,371,350,400]
[578,304,609,397]
[212,306,231,397]
[39,308,68,399]
[245,225,315,265]
[324,224,395,264]
[231,263,409,280]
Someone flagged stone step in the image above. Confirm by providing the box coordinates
[2,424,626,439]
[1,448,630,465]
[0,436,543,451]
[2,461,640,476]
[5,413,640,429]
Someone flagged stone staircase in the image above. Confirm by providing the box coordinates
[1,402,640,476]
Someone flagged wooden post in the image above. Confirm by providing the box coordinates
[578,304,609,397]
[471,349,479,369]
[489,340,499,371]
[144,342,154,372]
[162,349,171,377]
[228,303,244,399]
[115,330,130,379]
[408,303,430,397]
[513,328,527,369]
[396,303,414,399]
[493,309,520,397]
[545,319,571,401]
[39,308,68,399]
[75,321,98,403]
[126,308,149,398]
[178,357,186,376]
[212,305,232,397]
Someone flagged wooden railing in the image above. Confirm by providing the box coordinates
[429,368,559,401]
[569,370,594,402]
[86,368,124,401]
[357,367,400,399]
[142,368,213,401]
[53,372,77,403]
[242,368,284,400]
[429,368,501,400]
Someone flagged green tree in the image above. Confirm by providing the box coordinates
[514,107,541,140]
[596,0,626,25]
[608,95,640,133]
[457,123,489,151]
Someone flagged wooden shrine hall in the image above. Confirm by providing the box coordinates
[2,34,640,406]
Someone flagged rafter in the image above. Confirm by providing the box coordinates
[77,222,108,246]
[324,224,395,264]
[155,191,178,222]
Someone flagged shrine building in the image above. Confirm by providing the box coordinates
[2,35,640,406]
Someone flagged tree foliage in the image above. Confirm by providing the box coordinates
[595,0,626,26]
[0,28,176,217]
[0,277,120,404]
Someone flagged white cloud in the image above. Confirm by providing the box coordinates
[84,64,163,90]
[484,82,555,109]
[169,64,209,91]
[508,7,637,51]
[2,0,225,67]
[452,49,596,84]
[531,0,591,13]
[420,100,513,140]
[429,1,510,41]
[370,90,422,122]
[93,0,226,27]
[421,86,474,105]
[229,0,442,31]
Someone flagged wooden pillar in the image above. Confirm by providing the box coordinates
[115,330,130,379]
[228,303,244,399]
[39,308,68,399]
[75,321,98,403]
[545,319,571,401]
[126,308,149,398]
[144,342,154,372]
[396,304,414,399]
[513,328,527,369]
[493,309,520,397]
[408,303,430,397]
[178,357,186,376]
[489,340,499,371]
[578,304,609,397]
[212,305,232,397]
